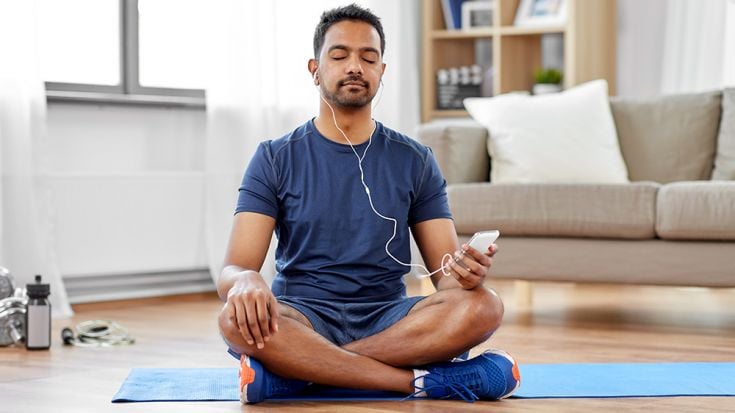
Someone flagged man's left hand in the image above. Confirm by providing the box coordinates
[446,243,498,289]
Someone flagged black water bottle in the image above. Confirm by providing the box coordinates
[26,275,51,350]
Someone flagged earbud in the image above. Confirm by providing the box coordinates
[312,71,319,85]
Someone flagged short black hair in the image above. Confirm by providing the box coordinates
[313,4,385,59]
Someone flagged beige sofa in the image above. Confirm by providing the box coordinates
[416,90,735,295]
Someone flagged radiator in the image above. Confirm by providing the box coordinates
[63,268,215,304]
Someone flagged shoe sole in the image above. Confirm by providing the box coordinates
[483,349,521,399]
[239,355,258,404]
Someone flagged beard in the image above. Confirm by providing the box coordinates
[321,77,376,109]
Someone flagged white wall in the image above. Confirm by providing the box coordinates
[45,103,208,278]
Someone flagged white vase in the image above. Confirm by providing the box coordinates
[533,83,562,95]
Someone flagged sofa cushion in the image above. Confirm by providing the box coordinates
[610,91,721,183]
[463,80,629,184]
[656,182,735,240]
[448,182,659,239]
[416,120,489,184]
[713,88,735,180]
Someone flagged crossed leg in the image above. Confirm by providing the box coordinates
[218,286,503,394]
[342,286,503,367]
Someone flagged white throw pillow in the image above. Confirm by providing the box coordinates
[464,80,629,183]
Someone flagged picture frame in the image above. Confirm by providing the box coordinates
[514,0,567,27]
[461,0,495,30]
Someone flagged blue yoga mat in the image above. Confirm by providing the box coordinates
[111,368,403,402]
[514,363,735,398]
[111,362,735,402]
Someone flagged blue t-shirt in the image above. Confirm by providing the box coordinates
[236,119,451,302]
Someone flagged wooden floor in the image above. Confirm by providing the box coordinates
[1,279,734,412]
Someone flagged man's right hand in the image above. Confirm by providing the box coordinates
[224,271,279,349]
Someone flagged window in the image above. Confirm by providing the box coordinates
[138,0,209,90]
[39,0,207,105]
[37,0,120,87]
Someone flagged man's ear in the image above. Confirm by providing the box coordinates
[308,59,319,85]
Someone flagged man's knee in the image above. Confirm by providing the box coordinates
[217,302,314,357]
[472,287,504,335]
[217,305,250,355]
[449,287,504,338]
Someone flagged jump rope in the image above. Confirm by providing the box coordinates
[314,71,458,279]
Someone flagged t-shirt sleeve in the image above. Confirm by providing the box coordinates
[408,147,453,225]
[235,142,279,218]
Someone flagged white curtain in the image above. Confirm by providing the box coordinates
[725,0,735,87]
[204,0,421,283]
[0,0,72,317]
[660,0,730,94]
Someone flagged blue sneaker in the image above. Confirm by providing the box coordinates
[413,349,520,402]
[452,350,471,362]
[239,355,309,404]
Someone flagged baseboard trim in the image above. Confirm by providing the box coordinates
[64,268,215,304]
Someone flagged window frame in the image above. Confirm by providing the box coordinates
[45,0,205,107]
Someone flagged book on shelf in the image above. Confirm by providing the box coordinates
[441,0,464,30]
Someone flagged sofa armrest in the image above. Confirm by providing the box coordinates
[415,119,489,184]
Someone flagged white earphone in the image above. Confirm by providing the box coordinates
[313,68,453,279]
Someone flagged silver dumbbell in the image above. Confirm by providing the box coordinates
[0,266,28,346]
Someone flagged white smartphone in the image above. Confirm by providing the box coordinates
[467,230,500,253]
[414,230,500,279]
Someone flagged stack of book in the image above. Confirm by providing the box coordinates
[440,0,465,30]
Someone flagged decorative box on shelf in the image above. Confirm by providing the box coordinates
[436,84,482,110]
[436,65,483,110]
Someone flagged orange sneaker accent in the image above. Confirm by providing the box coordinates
[239,355,255,390]
[512,360,521,382]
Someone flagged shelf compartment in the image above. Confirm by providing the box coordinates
[498,34,543,94]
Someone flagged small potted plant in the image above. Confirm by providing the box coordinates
[532,68,563,95]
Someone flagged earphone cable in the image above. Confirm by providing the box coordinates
[320,94,453,278]
[61,320,135,347]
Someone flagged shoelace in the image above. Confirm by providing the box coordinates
[405,371,482,403]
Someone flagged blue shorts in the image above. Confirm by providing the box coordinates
[277,295,426,346]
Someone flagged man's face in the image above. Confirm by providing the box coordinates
[315,20,385,109]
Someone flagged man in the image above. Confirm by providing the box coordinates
[217,4,519,404]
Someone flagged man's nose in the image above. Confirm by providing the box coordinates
[345,54,364,75]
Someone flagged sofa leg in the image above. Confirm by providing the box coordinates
[515,280,533,310]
